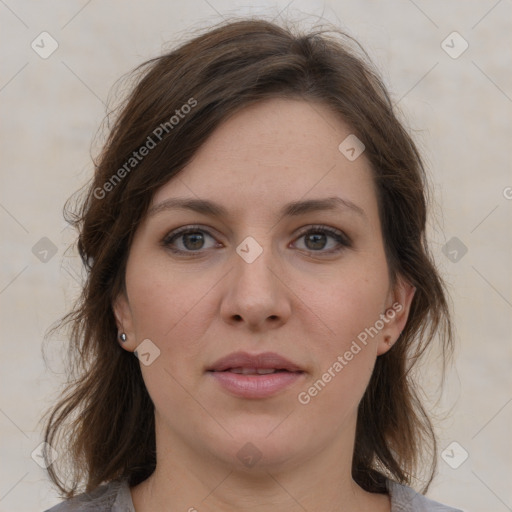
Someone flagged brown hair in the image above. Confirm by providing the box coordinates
[41,17,453,498]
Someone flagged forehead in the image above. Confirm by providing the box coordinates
[151,98,378,225]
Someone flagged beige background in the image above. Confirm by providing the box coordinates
[1,1,511,511]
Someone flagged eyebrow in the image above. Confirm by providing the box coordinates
[148,196,366,221]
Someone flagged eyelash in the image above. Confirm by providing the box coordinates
[161,224,351,257]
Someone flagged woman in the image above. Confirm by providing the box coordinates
[42,17,462,512]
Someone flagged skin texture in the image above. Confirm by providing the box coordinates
[114,98,415,511]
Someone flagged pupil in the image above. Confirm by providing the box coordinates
[306,233,326,250]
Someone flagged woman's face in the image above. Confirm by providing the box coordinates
[114,97,414,473]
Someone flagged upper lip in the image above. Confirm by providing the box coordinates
[207,351,304,372]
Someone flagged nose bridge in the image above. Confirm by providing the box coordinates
[233,233,278,295]
[220,233,290,328]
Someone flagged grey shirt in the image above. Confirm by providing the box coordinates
[43,478,463,511]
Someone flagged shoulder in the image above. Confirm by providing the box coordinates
[387,479,464,512]
[43,478,134,512]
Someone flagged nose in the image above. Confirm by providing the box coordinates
[219,241,291,331]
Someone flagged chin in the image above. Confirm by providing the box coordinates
[204,420,309,472]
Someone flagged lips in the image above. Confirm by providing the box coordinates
[206,351,305,399]
[228,368,285,375]
[206,351,304,374]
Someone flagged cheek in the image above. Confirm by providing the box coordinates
[124,254,224,401]
[297,284,383,419]
[125,254,213,342]
[125,258,211,418]
[307,264,389,350]
[296,261,388,404]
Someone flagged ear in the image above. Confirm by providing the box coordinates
[376,275,416,356]
[112,291,136,352]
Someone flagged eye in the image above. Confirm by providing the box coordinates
[162,225,220,255]
[162,224,351,256]
[292,225,351,254]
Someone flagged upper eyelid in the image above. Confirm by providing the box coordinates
[163,224,219,241]
[164,223,345,236]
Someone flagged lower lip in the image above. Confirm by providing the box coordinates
[208,370,304,399]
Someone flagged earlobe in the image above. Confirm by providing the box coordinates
[112,293,136,351]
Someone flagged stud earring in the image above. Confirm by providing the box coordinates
[119,332,127,342]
